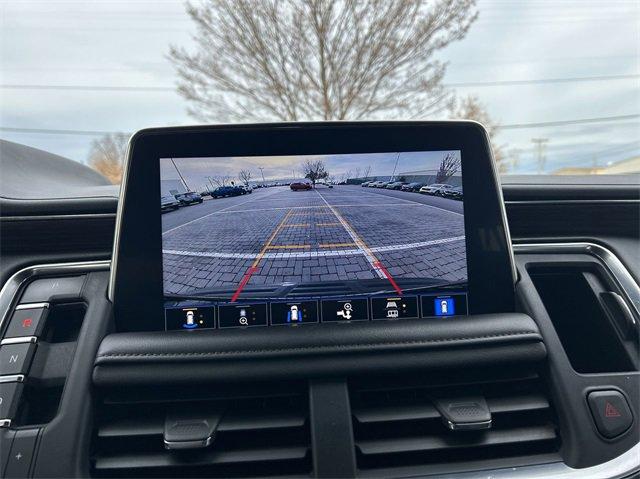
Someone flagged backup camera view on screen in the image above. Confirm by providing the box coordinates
[161,151,468,330]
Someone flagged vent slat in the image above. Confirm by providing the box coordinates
[356,424,557,455]
[351,377,560,472]
[219,412,306,431]
[94,446,309,470]
[98,418,162,438]
[92,392,312,477]
[353,404,439,423]
[488,394,550,414]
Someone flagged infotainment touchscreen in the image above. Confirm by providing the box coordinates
[160,150,468,330]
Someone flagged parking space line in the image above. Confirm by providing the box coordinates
[283,223,310,227]
[315,189,402,294]
[162,188,286,236]
[358,188,463,216]
[266,244,311,249]
[319,242,357,248]
[231,208,293,302]
[164,235,465,260]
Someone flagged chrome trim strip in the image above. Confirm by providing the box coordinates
[0,419,11,428]
[0,213,117,222]
[107,135,134,302]
[0,375,25,384]
[15,302,49,310]
[0,261,111,339]
[164,436,213,450]
[0,336,37,346]
[513,242,640,317]
[428,443,640,479]
[506,199,640,205]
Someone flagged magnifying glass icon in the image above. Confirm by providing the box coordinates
[239,317,248,326]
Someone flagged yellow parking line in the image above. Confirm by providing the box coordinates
[284,223,310,227]
[319,243,357,248]
[316,222,341,226]
[290,211,332,216]
[251,209,294,267]
[266,245,311,249]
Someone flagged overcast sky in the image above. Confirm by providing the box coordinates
[1,0,638,175]
[161,151,460,190]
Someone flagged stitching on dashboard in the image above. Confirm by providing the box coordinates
[97,331,541,360]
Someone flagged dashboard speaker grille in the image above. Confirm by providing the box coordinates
[91,391,311,478]
[351,375,561,473]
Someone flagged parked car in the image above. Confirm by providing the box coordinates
[290,181,312,191]
[361,181,371,187]
[385,181,406,190]
[443,185,463,200]
[210,186,243,198]
[376,181,390,188]
[240,185,253,194]
[174,191,203,205]
[419,183,454,195]
[401,182,424,192]
[160,195,180,211]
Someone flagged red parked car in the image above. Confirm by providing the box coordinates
[290,181,312,191]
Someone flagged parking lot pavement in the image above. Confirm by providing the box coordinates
[162,185,467,297]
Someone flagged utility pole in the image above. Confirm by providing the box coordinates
[170,158,190,191]
[390,152,401,181]
[259,167,266,185]
[531,138,549,174]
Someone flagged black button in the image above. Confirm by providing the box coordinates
[321,299,369,322]
[218,303,268,328]
[0,382,23,419]
[371,296,419,320]
[21,276,85,303]
[0,344,36,375]
[165,306,215,331]
[4,308,47,339]
[5,429,39,478]
[587,390,633,439]
[270,301,319,325]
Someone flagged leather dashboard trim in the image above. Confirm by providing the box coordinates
[93,313,545,385]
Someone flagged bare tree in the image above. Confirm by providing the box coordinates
[435,152,460,183]
[362,165,372,180]
[210,175,232,187]
[450,95,507,173]
[238,169,252,186]
[87,132,129,184]
[170,0,477,122]
[353,167,361,180]
[302,159,329,186]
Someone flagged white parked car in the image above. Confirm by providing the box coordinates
[419,183,454,195]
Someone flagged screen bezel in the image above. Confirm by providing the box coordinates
[110,121,515,332]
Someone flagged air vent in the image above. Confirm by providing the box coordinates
[351,376,561,473]
[91,390,312,477]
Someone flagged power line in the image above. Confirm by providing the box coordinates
[1,73,638,93]
[500,113,639,130]
[445,74,640,88]
[0,114,637,137]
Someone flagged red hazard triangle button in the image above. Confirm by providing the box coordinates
[604,401,622,418]
[588,390,632,439]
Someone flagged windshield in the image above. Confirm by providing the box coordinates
[1,0,638,196]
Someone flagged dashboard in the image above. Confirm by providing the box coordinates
[0,122,638,479]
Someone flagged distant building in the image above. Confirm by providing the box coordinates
[161,179,187,197]
[396,168,462,186]
[553,156,640,176]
